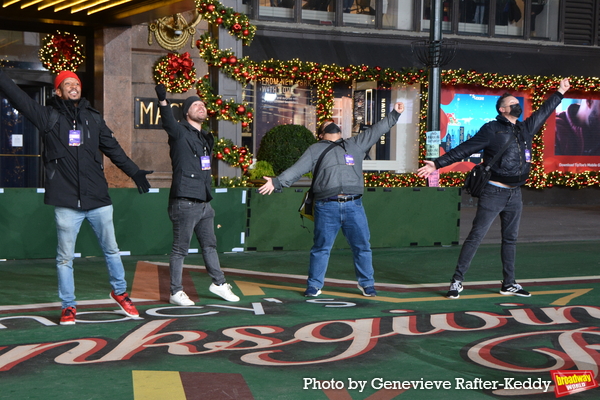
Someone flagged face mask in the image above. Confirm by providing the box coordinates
[509,103,522,118]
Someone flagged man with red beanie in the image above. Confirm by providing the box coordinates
[0,68,153,325]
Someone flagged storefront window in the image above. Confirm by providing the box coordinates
[258,0,295,19]
[251,77,317,153]
[421,0,454,33]
[302,0,336,24]
[531,0,558,40]
[342,0,375,27]
[493,0,523,36]
[247,79,419,172]
[382,0,414,30]
[356,82,420,172]
[458,0,489,35]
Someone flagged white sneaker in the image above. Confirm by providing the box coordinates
[169,290,195,306]
[209,283,240,302]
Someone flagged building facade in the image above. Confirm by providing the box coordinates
[1,0,600,201]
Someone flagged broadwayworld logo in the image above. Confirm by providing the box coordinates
[551,370,598,397]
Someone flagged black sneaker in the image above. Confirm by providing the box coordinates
[446,281,463,299]
[500,282,531,297]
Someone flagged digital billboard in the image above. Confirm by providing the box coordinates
[437,87,524,173]
[544,95,600,173]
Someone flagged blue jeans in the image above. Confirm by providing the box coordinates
[308,197,374,290]
[452,184,523,285]
[168,198,225,295]
[55,205,127,308]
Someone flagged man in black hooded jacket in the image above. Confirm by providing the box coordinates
[155,84,239,306]
[0,69,152,325]
[418,78,570,299]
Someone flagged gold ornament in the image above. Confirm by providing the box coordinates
[149,12,202,51]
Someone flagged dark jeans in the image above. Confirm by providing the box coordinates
[168,198,225,295]
[309,197,374,290]
[452,184,522,285]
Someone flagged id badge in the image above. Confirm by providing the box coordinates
[69,130,81,146]
[524,148,531,163]
[344,154,354,165]
[200,155,211,170]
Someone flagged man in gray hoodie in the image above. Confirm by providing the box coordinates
[259,101,404,297]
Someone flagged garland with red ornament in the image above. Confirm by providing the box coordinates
[38,31,85,73]
[154,52,197,93]
[195,0,255,45]
[195,76,253,125]
[213,137,253,173]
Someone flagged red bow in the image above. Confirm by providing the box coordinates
[167,52,194,80]
[52,34,75,60]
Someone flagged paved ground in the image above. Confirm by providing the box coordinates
[0,204,599,399]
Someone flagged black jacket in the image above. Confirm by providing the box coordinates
[159,102,214,201]
[435,91,564,186]
[0,70,140,210]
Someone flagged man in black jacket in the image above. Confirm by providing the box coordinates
[0,69,152,325]
[155,84,239,305]
[418,78,570,299]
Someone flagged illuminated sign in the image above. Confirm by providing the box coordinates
[134,98,184,129]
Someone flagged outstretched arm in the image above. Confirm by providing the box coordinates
[558,78,570,95]
[417,160,437,178]
[0,69,48,132]
[394,102,405,114]
[258,177,275,195]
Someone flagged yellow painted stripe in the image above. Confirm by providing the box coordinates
[132,370,187,400]
[234,280,592,306]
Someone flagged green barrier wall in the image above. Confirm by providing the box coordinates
[0,187,459,260]
[244,187,461,251]
[0,188,247,260]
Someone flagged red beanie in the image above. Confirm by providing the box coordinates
[54,71,81,91]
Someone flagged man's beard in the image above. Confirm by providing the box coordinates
[188,113,206,124]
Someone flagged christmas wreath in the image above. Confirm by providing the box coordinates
[38,31,85,74]
[213,138,253,173]
[154,52,197,93]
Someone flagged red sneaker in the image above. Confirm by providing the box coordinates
[60,307,76,325]
[110,291,139,318]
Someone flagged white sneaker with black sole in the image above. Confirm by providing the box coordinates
[210,283,240,302]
